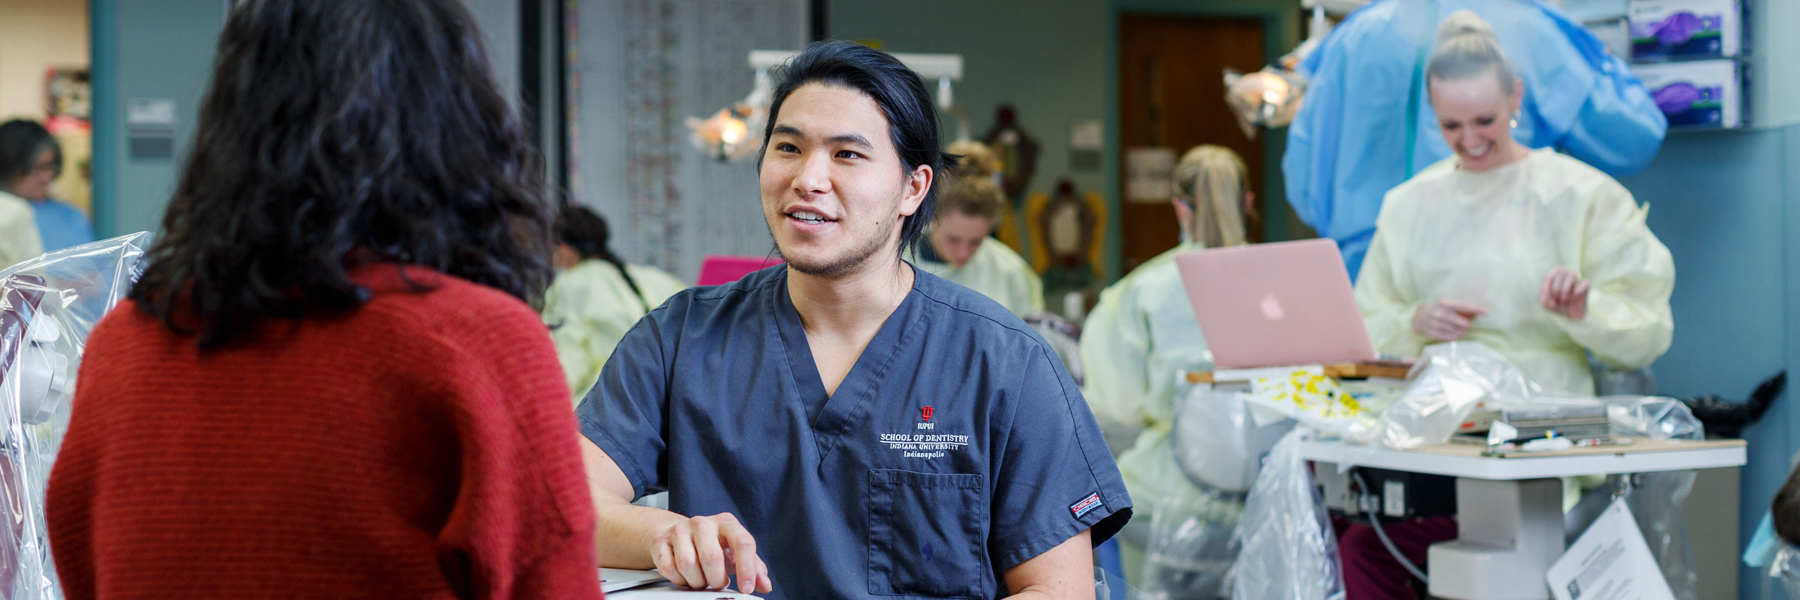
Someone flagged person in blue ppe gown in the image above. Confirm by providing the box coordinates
[576,41,1131,599]
[1283,0,1667,278]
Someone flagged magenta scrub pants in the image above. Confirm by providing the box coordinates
[1339,516,1459,600]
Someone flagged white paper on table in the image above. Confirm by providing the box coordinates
[1546,498,1675,600]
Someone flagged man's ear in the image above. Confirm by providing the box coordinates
[899,164,932,217]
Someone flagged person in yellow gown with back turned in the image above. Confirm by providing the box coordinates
[1079,145,1253,582]
[543,205,688,403]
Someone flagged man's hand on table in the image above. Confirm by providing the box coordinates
[652,512,773,594]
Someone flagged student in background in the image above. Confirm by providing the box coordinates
[913,141,1043,317]
[1079,144,1253,579]
[0,121,48,269]
[544,204,687,403]
[0,120,93,253]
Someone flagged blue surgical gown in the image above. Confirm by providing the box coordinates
[1283,0,1667,277]
[580,265,1131,599]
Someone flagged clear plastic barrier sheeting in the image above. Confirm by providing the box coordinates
[1173,383,1292,495]
[1770,545,1800,600]
[1351,341,1541,449]
[1141,381,1292,599]
[1140,447,1245,600]
[0,233,151,600]
[1230,429,1343,600]
[1604,395,1703,600]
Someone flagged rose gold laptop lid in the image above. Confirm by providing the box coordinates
[1173,238,1376,369]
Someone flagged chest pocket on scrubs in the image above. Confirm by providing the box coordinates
[867,469,986,597]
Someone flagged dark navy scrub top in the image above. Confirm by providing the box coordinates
[579,265,1131,599]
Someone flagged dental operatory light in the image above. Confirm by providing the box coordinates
[687,50,966,161]
[1221,0,1365,140]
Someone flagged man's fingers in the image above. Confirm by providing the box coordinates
[691,518,729,590]
[669,523,705,588]
[757,561,774,594]
[652,538,680,586]
[722,524,760,594]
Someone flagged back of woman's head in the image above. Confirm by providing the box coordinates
[1427,10,1516,95]
[1173,145,1249,248]
[132,0,551,349]
[0,119,60,187]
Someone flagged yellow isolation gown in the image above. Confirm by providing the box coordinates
[543,259,688,404]
[916,239,1045,317]
[1356,149,1675,395]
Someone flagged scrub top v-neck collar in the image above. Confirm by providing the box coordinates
[771,264,924,464]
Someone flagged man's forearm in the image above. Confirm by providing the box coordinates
[593,494,687,569]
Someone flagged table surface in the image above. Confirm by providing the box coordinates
[1300,437,1746,480]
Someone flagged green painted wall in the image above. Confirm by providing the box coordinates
[89,0,521,239]
[831,0,1303,283]
[89,0,223,238]
[831,0,1112,277]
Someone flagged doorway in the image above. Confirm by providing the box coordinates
[1117,13,1266,274]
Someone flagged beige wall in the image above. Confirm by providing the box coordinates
[0,0,88,120]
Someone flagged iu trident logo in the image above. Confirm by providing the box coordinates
[921,406,934,422]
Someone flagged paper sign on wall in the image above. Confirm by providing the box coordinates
[1125,147,1175,204]
[1546,499,1675,600]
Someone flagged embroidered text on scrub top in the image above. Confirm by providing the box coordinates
[879,405,971,459]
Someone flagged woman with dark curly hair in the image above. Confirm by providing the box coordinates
[44,1,602,598]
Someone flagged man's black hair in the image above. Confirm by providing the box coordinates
[758,40,944,256]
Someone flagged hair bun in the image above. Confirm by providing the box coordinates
[1436,10,1497,45]
[945,140,999,180]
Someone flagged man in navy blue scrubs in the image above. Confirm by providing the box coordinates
[577,41,1130,599]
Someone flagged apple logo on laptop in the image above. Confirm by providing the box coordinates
[1260,293,1285,320]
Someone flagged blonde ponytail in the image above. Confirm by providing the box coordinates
[1426,10,1516,95]
[1172,145,1249,249]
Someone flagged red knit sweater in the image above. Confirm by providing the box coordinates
[46,264,603,599]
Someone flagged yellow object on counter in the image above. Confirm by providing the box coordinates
[1249,370,1364,420]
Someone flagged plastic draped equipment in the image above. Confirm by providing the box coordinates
[1228,342,1706,600]
[0,233,150,600]
[1230,429,1345,600]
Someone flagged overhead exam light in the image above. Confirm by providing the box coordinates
[1220,0,1365,140]
[1224,67,1306,140]
[687,50,966,161]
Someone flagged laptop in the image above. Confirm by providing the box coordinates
[600,568,666,593]
[1173,238,1377,369]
